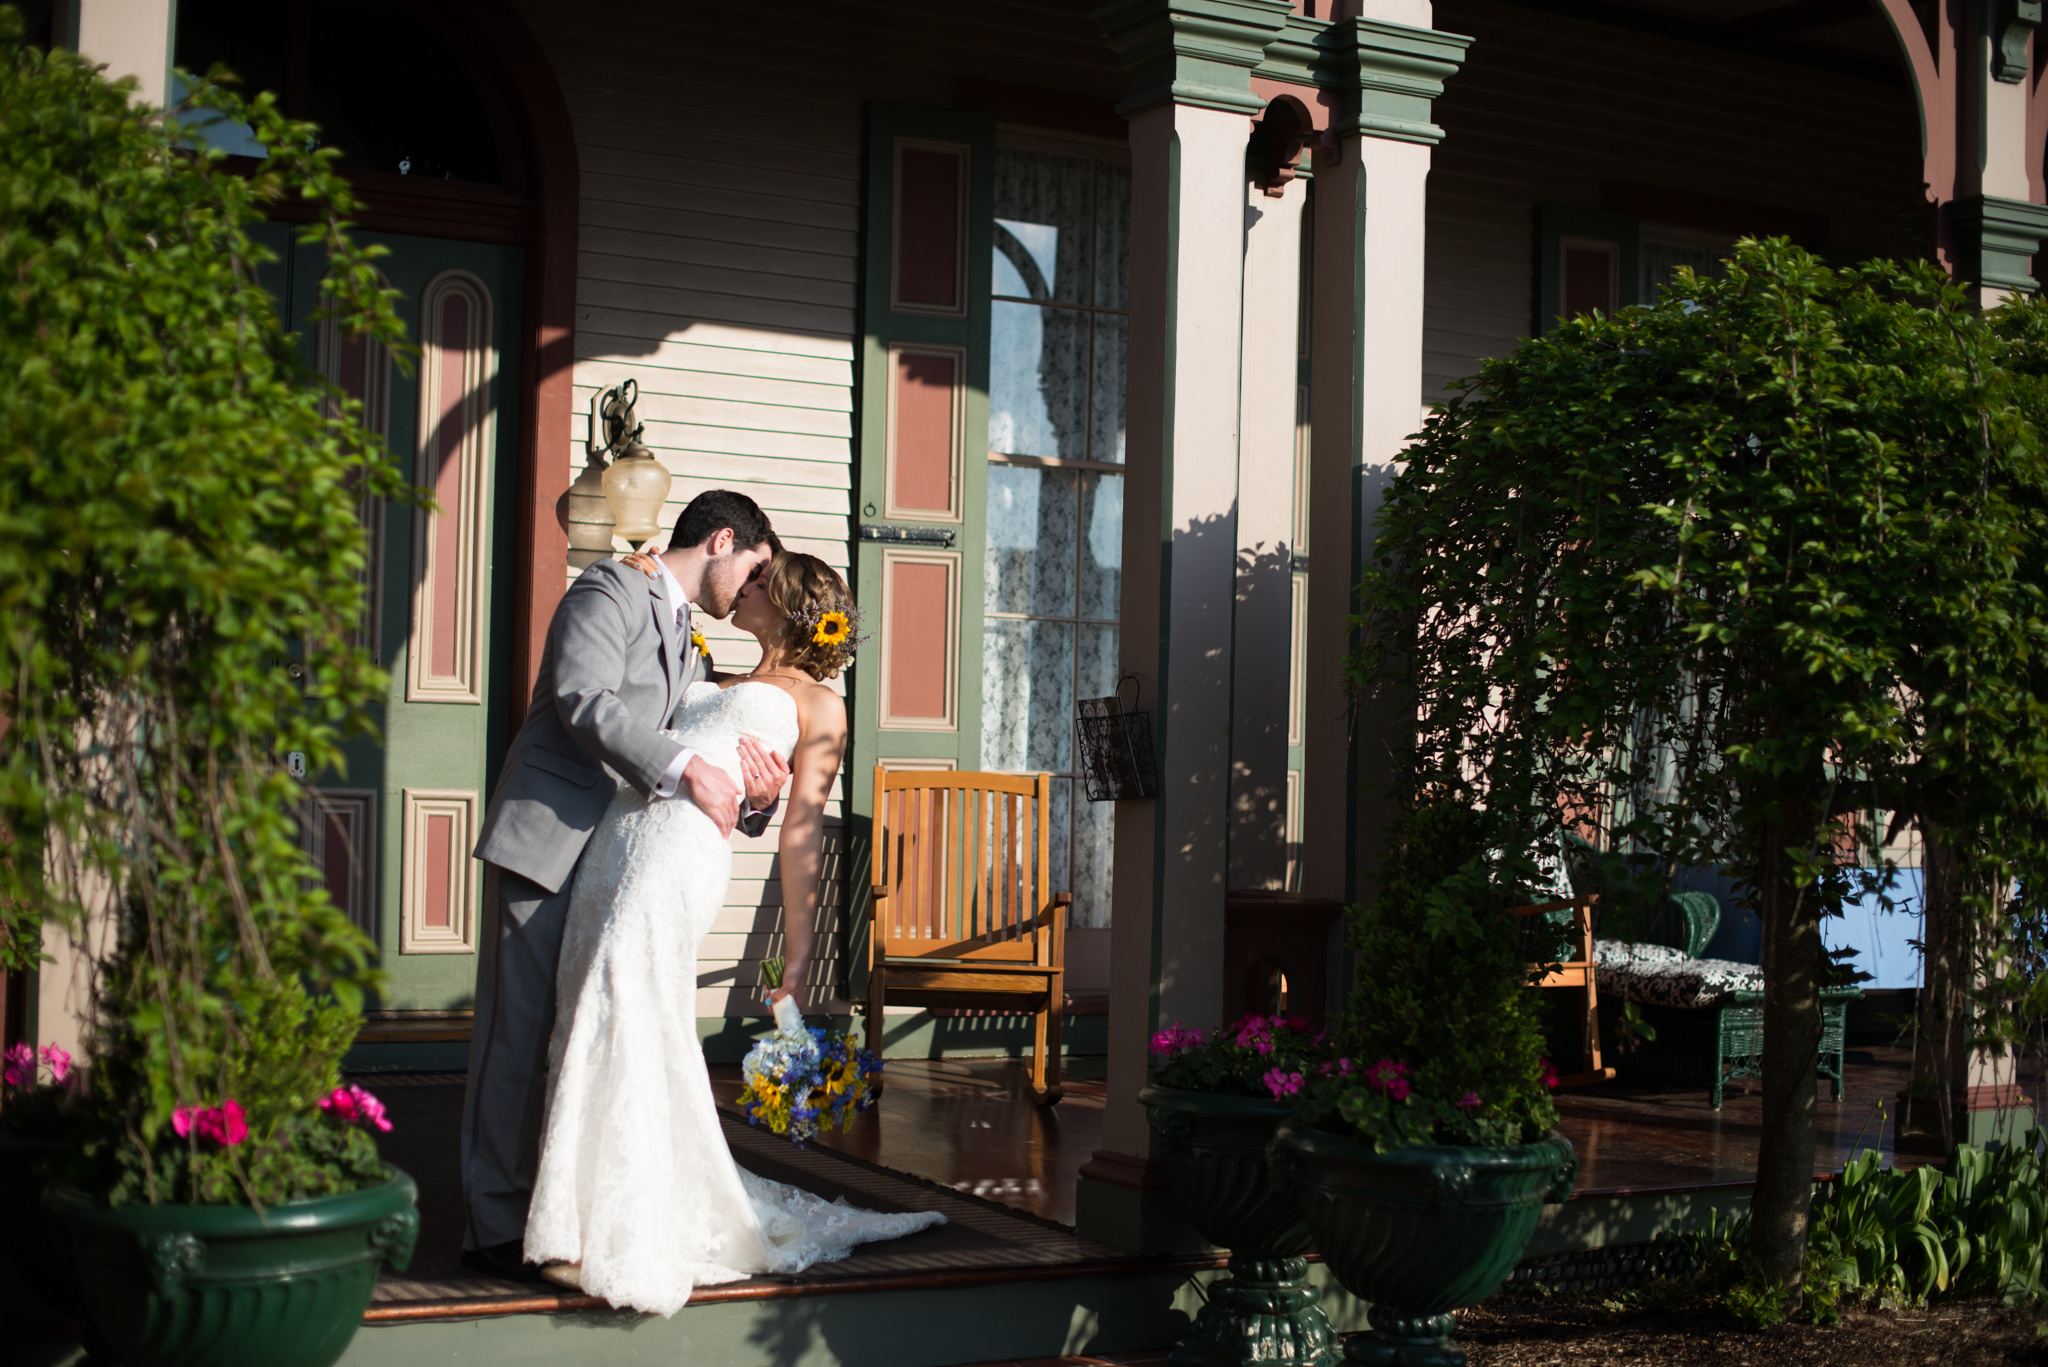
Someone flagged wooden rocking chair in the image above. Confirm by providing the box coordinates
[867,766,1071,1104]
[1506,894,1615,1087]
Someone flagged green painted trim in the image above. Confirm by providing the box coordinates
[1314,18,1473,146]
[1534,205,1641,334]
[1251,13,1329,85]
[1950,194,2048,294]
[325,1263,1365,1367]
[1093,0,1294,117]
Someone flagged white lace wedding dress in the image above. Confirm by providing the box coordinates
[525,680,945,1316]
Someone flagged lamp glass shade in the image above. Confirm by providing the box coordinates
[601,445,673,549]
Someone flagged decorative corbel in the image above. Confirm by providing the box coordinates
[1994,0,2040,84]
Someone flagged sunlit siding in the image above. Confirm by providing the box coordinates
[513,0,1122,1028]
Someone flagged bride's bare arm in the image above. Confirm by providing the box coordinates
[764,685,848,1010]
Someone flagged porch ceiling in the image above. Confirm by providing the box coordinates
[1491,0,1909,84]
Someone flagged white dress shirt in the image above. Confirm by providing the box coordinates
[652,562,699,801]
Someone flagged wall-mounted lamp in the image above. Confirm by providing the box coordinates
[587,378,672,551]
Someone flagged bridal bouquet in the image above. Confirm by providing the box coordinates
[736,958,881,1146]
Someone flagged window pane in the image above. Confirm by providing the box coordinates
[1078,474,1123,623]
[990,302,1090,461]
[986,465,1078,617]
[1091,313,1126,464]
[1077,622,1119,704]
[981,618,1075,773]
[1070,786,1114,929]
[1094,162,1131,310]
[1048,776,1073,924]
[993,149,1093,305]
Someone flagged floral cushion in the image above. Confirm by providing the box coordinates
[1592,939,1764,1009]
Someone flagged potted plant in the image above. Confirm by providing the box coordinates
[0,26,424,1366]
[1272,802,1577,1367]
[1140,1014,1339,1367]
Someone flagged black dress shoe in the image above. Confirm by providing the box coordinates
[461,1240,551,1284]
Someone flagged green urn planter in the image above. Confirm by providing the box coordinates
[1272,1127,1575,1367]
[1142,1085,1339,1367]
[45,1168,419,1367]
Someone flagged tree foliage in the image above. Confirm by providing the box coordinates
[1351,239,2048,1286]
[0,15,417,1202]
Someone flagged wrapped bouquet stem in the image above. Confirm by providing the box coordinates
[737,958,881,1145]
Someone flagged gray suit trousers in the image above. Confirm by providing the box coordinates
[460,865,573,1251]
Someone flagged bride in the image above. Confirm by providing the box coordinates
[524,551,943,1315]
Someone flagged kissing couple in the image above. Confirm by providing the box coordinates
[458,489,942,1315]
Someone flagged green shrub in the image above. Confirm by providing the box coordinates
[0,13,416,1204]
[1298,800,1560,1151]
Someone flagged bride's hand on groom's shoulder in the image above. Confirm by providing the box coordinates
[618,551,661,577]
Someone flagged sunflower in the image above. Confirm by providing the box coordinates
[812,611,851,646]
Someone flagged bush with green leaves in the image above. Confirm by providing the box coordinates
[1672,1142,2046,1327]
[1350,238,2048,1281]
[1294,800,1561,1152]
[0,15,417,1204]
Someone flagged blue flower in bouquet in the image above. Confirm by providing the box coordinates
[736,958,883,1145]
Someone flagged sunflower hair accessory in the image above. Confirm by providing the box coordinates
[786,602,867,660]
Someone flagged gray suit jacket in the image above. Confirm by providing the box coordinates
[475,558,754,895]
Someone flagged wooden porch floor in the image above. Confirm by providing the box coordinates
[702,1044,2031,1227]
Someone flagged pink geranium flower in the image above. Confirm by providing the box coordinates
[1147,1023,1203,1057]
[196,1099,248,1146]
[1365,1058,1412,1102]
[2,1043,33,1087]
[39,1043,71,1084]
[1538,1057,1559,1090]
[319,1083,392,1133]
[1456,1091,1482,1114]
[1262,1068,1303,1099]
[173,1099,248,1146]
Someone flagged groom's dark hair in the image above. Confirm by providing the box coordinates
[673,489,780,556]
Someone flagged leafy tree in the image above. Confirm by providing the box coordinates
[1350,239,2048,1290]
[0,13,418,1201]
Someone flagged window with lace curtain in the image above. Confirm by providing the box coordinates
[980,147,1130,931]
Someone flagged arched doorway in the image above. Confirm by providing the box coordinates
[175,0,576,1020]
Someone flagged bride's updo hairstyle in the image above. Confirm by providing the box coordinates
[761,552,861,681]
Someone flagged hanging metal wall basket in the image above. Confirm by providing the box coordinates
[1076,675,1158,801]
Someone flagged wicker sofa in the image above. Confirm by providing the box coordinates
[1561,839,1860,1108]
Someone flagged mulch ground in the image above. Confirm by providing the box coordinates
[1460,1295,2048,1367]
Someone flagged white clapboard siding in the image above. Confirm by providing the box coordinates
[1425,0,1923,404]
[518,0,1123,1022]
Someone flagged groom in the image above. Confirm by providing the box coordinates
[461,488,791,1280]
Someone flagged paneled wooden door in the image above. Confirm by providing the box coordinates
[261,224,523,1012]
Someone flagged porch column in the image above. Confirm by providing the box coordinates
[1300,9,1470,909]
[1947,0,2048,305]
[1082,0,1292,1252]
[1899,5,2048,1149]
[1229,174,1308,893]
[70,0,176,107]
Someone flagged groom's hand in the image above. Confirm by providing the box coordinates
[736,737,790,813]
[681,755,742,838]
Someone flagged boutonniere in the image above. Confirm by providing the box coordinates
[689,630,710,665]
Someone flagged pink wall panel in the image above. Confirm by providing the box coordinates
[429,294,470,681]
[423,812,453,930]
[892,351,956,514]
[1562,246,1613,317]
[887,560,952,720]
[897,147,962,311]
